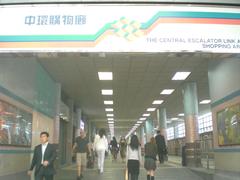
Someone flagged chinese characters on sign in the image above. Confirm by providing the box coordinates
[25,15,86,26]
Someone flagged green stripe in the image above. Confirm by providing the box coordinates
[0,23,112,42]
[0,11,240,42]
[0,149,33,154]
[141,11,240,29]
[214,148,240,152]
[211,89,240,108]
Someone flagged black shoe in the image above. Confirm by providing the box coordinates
[77,176,80,180]
[80,174,84,179]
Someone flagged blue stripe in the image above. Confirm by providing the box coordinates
[211,89,240,108]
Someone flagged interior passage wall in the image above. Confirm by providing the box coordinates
[0,57,57,118]
[208,58,240,173]
[0,58,57,178]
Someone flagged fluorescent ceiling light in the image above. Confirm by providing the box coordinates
[105,108,113,112]
[137,121,142,124]
[101,89,113,95]
[171,118,178,121]
[106,114,114,117]
[200,99,211,104]
[147,108,156,112]
[160,89,175,95]
[108,118,114,121]
[108,121,114,124]
[172,72,191,80]
[98,72,113,80]
[139,117,146,121]
[143,113,150,117]
[104,101,113,105]
[152,100,164,105]
[178,113,184,116]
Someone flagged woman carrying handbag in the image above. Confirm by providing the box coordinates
[126,135,142,180]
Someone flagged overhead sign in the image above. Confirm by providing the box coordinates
[0,5,240,53]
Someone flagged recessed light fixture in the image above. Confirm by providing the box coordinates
[108,118,114,121]
[178,113,184,116]
[200,99,211,104]
[147,108,156,112]
[101,89,113,95]
[106,114,114,117]
[143,113,150,117]
[104,101,113,105]
[152,100,164,104]
[139,117,146,121]
[160,89,175,95]
[172,72,191,80]
[98,72,113,80]
[105,108,113,112]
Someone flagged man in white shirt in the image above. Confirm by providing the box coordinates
[28,132,57,180]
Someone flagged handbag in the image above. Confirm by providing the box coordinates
[125,168,128,180]
[105,150,108,157]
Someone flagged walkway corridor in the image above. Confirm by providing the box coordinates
[56,157,204,180]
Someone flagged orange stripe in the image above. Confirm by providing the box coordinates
[0,18,239,49]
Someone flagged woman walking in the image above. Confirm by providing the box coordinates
[144,137,158,180]
[93,128,108,174]
[119,137,127,162]
[126,135,142,180]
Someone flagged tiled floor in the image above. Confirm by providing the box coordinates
[56,156,205,180]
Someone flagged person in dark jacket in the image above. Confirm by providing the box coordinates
[110,136,119,161]
[155,130,167,164]
[28,132,57,180]
[144,137,158,180]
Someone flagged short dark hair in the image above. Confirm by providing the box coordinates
[40,132,49,137]
[99,128,106,138]
[157,130,160,134]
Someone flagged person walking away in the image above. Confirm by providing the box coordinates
[93,128,108,174]
[110,136,119,161]
[119,136,127,163]
[155,130,167,164]
[144,137,158,180]
[126,135,142,180]
[28,132,57,180]
[73,129,91,180]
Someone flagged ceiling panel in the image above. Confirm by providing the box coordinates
[26,52,219,136]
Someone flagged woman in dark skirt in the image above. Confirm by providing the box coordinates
[126,135,142,180]
[144,137,158,180]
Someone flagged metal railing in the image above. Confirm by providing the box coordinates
[195,136,214,169]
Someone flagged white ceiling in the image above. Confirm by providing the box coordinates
[34,52,231,137]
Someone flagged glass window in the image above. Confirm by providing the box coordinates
[176,123,185,138]
[167,127,174,140]
[198,112,213,134]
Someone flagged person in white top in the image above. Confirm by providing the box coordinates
[126,135,142,180]
[93,128,108,174]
